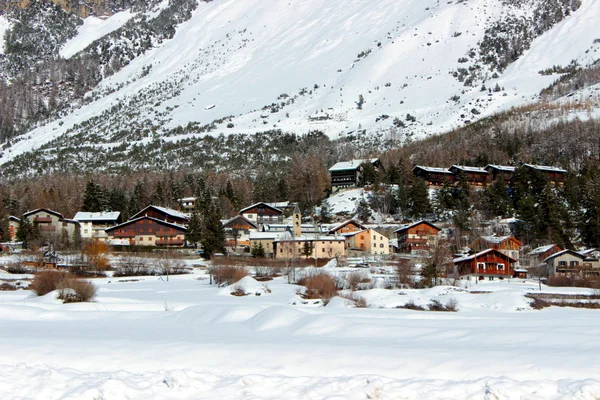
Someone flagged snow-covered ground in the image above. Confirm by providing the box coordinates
[0,15,12,55]
[2,0,600,165]
[1,263,599,399]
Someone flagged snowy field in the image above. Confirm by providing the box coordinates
[1,263,600,399]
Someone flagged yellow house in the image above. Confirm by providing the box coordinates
[343,229,389,256]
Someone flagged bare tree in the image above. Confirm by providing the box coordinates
[155,251,186,282]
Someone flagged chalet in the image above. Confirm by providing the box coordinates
[522,164,567,184]
[412,166,454,186]
[484,165,515,184]
[7,216,20,241]
[526,244,562,267]
[328,158,382,188]
[449,165,489,186]
[222,215,258,249]
[328,219,367,235]
[453,249,517,280]
[178,197,197,213]
[73,211,121,241]
[342,229,390,256]
[239,202,284,226]
[543,250,600,276]
[105,216,187,247]
[130,205,190,226]
[21,209,80,239]
[472,235,520,265]
[395,221,441,255]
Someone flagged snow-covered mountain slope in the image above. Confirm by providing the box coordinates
[1,0,599,168]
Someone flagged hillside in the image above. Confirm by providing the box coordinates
[0,0,599,175]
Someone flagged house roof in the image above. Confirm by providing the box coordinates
[450,165,489,174]
[479,235,520,246]
[73,211,121,222]
[484,164,516,173]
[412,165,453,174]
[453,248,517,263]
[179,197,197,202]
[130,205,189,221]
[62,219,81,226]
[328,219,367,234]
[542,249,584,263]
[8,216,20,222]
[523,164,567,173]
[274,235,346,243]
[579,248,598,256]
[328,158,379,172]
[222,215,258,229]
[249,231,289,240]
[529,244,559,255]
[22,208,65,219]
[394,220,441,234]
[239,202,284,215]
[105,216,187,233]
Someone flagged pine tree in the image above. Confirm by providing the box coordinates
[16,217,39,249]
[186,211,202,248]
[200,190,226,258]
[408,178,431,218]
[301,241,314,258]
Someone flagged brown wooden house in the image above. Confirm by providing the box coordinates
[526,244,562,267]
[239,202,284,226]
[105,217,187,247]
[328,158,382,188]
[222,215,258,248]
[472,235,520,265]
[412,166,454,186]
[522,164,567,184]
[328,219,366,235]
[454,249,517,280]
[449,165,490,186]
[395,221,441,255]
[484,165,516,184]
[130,205,190,226]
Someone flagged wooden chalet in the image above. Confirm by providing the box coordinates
[328,220,366,235]
[130,205,190,226]
[522,164,567,184]
[472,235,520,264]
[454,249,517,280]
[526,244,562,267]
[239,202,284,226]
[105,216,187,247]
[394,221,441,255]
[484,165,515,184]
[222,215,258,248]
[449,165,490,186]
[328,158,382,188]
[412,166,454,186]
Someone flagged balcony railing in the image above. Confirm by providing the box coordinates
[156,239,184,246]
[156,230,178,237]
[34,217,52,223]
[114,231,136,238]
[39,225,56,232]
[474,268,512,275]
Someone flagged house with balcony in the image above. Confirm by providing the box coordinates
[395,221,441,256]
[484,165,516,184]
[542,250,600,276]
[328,219,367,235]
[105,216,187,247]
[453,249,517,280]
[130,205,190,226]
[449,165,490,186]
[412,166,454,186]
[328,158,381,188]
[21,209,80,240]
[525,244,562,268]
[73,211,121,241]
[342,228,390,256]
[239,202,284,227]
[522,164,567,185]
[222,215,258,250]
[472,235,521,266]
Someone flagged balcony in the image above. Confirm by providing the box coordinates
[34,217,52,223]
[156,230,178,237]
[39,225,56,232]
[114,231,136,238]
[474,268,512,275]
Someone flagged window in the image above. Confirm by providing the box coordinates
[498,263,505,270]
[373,243,376,248]
[140,237,144,241]
[477,262,485,270]
[570,261,579,267]
[322,248,325,252]
[380,244,384,248]
[559,261,567,266]
[373,235,376,240]
[84,229,89,234]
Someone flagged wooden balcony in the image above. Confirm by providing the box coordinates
[156,230,178,237]
[114,231,136,238]
[39,225,56,232]
[34,217,52,223]
[474,268,512,275]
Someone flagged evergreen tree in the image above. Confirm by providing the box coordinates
[356,198,372,222]
[81,180,102,211]
[301,241,314,258]
[483,177,512,218]
[251,242,266,258]
[408,178,431,218]
[200,191,226,258]
[186,211,202,248]
[16,217,38,249]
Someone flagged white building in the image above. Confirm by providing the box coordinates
[73,211,121,241]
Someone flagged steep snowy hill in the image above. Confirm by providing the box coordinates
[1,0,599,172]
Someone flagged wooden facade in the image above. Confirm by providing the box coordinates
[222,215,258,248]
[454,249,516,280]
[472,236,520,264]
[395,221,441,255]
[449,165,490,186]
[523,164,566,184]
[412,166,454,186]
[329,158,382,188]
[239,202,284,225]
[484,165,515,184]
[21,209,80,239]
[328,220,366,235]
[130,205,189,226]
[105,217,187,247]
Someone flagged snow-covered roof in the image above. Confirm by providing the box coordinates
[249,231,287,240]
[74,211,120,222]
[394,220,440,233]
[529,244,558,255]
[22,208,64,219]
[274,235,346,242]
[106,216,187,233]
[239,202,284,214]
[341,230,365,237]
[153,206,189,220]
[542,249,583,263]
[222,215,258,229]
[453,248,516,263]
[412,165,452,174]
[578,248,598,256]
[451,165,488,173]
[328,158,379,172]
[328,219,366,233]
[479,235,514,244]
[485,164,516,173]
[523,164,567,173]
[179,197,197,202]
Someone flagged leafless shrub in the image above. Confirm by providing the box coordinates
[29,270,70,296]
[114,252,151,277]
[530,297,551,309]
[341,291,368,308]
[209,266,248,286]
[395,259,416,288]
[546,275,600,289]
[428,298,459,312]
[0,283,17,291]
[297,271,338,305]
[346,271,370,291]
[398,300,426,311]
[57,279,97,303]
